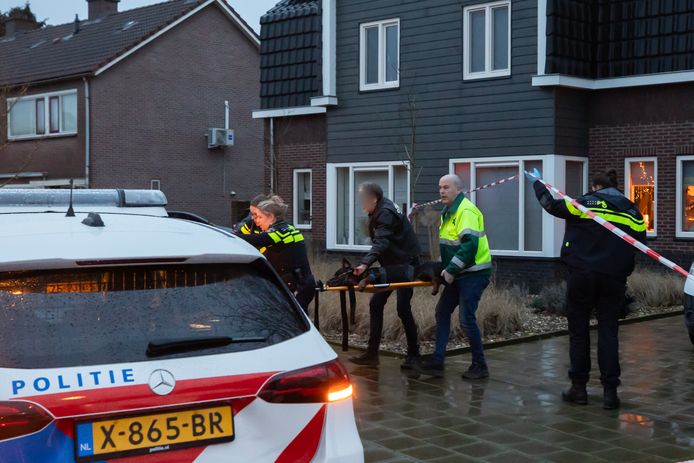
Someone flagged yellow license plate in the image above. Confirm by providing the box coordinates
[75,404,234,461]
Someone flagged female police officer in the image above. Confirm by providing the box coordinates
[235,195,316,312]
[528,168,646,409]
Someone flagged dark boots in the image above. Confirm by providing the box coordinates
[603,388,620,410]
[349,352,379,366]
[562,384,588,405]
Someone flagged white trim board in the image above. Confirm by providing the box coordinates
[532,71,694,90]
[252,106,327,119]
[95,0,259,77]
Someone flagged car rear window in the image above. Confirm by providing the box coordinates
[0,262,309,369]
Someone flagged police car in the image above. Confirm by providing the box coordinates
[0,189,363,463]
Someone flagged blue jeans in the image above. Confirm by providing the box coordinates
[433,274,490,366]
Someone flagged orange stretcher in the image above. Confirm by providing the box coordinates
[313,281,434,352]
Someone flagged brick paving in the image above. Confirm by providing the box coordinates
[341,315,694,462]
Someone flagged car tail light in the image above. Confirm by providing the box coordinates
[258,359,353,404]
[0,401,53,441]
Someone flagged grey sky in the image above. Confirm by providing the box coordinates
[0,0,277,32]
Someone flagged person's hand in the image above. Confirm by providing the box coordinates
[524,168,541,181]
[354,264,368,276]
[441,269,455,285]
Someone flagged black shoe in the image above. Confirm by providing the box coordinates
[561,385,588,405]
[400,354,421,370]
[603,388,621,410]
[462,363,489,380]
[417,359,444,378]
[349,352,379,366]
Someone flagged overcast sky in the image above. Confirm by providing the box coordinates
[0,0,277,32]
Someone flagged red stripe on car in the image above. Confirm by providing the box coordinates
[275,405,326,463]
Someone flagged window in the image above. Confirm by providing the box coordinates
[451,156,587,256]
[7,90,78,140]
[359,19,400,91]
[463,1,511,80]
[676,156,694,238]
[293,169,312,229]
[150,179,161,190]
[625,158,656,236]
[327,162,409,249]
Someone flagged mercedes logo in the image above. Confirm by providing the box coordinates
[148,369,176,396]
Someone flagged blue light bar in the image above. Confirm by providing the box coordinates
[0,189,168,208]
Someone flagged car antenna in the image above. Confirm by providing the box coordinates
[66,179,75,217]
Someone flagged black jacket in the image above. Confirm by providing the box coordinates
[534,183,647,277]
[236,220,313,280]
[362,198,421,267]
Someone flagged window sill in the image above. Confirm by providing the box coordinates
[463,70,511,81]
[359,83,400,93]
[296,225,312,231]
[8,132,78,142]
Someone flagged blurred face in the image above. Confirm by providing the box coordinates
[359,189,378,214]
[439,176,461,207]
[254,209,276,231]
[249,206,260,224]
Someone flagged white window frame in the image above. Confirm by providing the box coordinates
[463,0,512,80]
[624,157,657,237]
[676,156,694,239]
[359,18,400,92]
[293,169,312,230]
[326,161,410,251]
[150,179,161,190]
[449,155,588,257]
[6,89,78,140]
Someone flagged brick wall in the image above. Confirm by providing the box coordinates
[589,121,694,266]
[90,4,262,226]
[264,115,327,244]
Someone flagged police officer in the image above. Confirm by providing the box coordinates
[419,175,493,380]
[349,183,422,369]
[233,194,268,237]
[529,168,647,409]
[236,195,316,312]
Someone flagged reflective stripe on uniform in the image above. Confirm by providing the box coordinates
[566,202,646,233]
[451,256,465,269]
[459,228,486,239]
[440,238,460,246]
[462,261,493,273]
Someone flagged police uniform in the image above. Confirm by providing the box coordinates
[533,182,647,391]
[235,215,266,254]
[237,220,315,311]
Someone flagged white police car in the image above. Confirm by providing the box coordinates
[0,189,363,463]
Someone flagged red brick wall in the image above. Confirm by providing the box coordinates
[90,4,262,226]
[589,121,694,262]
[264,115,327,246]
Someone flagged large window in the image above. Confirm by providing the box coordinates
[676,157,694,238]
[7,89,77,140]
[625,158,656,236]
[463,1,511,80]
[328,162,409,249]
[359,18,400,91]
[293,169,312,229]
[451,156,587,256]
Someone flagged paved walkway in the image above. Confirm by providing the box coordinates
[341,315,694,462]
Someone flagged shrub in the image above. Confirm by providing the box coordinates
[531,282,567,316]
[627,270,683,308]
[476,285,525,336]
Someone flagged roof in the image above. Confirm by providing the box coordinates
[0,0,259,87]
[259,0,322,109]
[0,212,259,272]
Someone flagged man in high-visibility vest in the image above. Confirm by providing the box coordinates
[419,174,493,380]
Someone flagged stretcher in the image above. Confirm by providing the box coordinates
[313,280,434,352]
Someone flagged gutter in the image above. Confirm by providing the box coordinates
[82,77,90,188]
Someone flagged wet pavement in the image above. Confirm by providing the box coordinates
[340,315,694,462]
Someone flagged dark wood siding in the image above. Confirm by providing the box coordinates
[327,0,556,202]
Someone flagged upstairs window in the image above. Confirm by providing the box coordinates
[7,90,77,140]
[463,1,511,80]
[360,19,400,91]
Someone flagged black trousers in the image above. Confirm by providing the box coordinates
[566,267,625,389]
[366,288,420,356]
[294,274,316,313]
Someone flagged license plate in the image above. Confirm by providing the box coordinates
[75,404,234,461]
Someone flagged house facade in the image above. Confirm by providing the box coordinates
[258,0,693,288]
[0,0,263,226]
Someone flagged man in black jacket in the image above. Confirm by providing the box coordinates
[529,168,647,409]
[350,183,421,368]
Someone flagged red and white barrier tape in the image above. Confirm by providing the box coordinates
[526,171,693,281]
[408,174,520,219]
